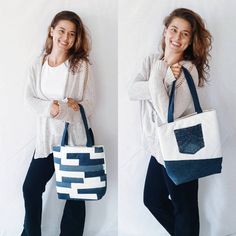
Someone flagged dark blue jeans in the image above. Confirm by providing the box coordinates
[21,153,85,236]
[143,156,199,236]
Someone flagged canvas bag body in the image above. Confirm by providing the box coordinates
[157,67,222,185]
[53,105,107,200]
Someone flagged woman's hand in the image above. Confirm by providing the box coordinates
[67,98,79,111]
[163,46,183,79]
[51,100,59,117]
[170,63,182,79]
[163,47,183,65]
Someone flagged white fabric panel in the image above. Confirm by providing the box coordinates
[0,1,117,236]
[158,110,222,161]
[119,0,236,236]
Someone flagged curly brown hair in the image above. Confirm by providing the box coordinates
[160,8,212,86]
[43,10,91,73]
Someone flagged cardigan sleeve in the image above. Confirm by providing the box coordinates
[128,54,167,100]
[25,62,52,117]
[149,61,199,124]
[53,62,95,124]
[79,63,95,118]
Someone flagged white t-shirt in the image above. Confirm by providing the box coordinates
[41,59,69,100]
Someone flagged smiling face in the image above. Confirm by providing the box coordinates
[50,20,77,52]
[164,17,192,55]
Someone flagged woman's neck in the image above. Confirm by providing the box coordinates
[163,50,184,65]
[48,50,68,67]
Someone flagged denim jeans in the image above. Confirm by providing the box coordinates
[143,156,199,236]
[21,153,85,236]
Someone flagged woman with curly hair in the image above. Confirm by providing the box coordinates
[21,11,94,236]
[129,8,212,236]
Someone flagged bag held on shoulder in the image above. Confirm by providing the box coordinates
[157,66,223,185]
[53,104,106,200]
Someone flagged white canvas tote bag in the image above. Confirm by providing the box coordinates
[157,67,222,185]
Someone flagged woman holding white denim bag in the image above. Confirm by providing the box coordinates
[129,8,212,236]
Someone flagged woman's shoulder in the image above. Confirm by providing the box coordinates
[28,55,44,70]
[72,59,89,76]
[181,60,198,75]
[67,59,90,81]
[79,59,89,69]
[181,60,195,68]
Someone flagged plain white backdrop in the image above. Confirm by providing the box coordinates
[119,0,236,236]
[1,1,236,236]
[0,1,117,236]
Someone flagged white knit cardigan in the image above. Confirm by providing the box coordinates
[25,56,95,159]
[129,54,199,165]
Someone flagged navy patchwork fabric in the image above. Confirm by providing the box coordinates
[53,146,106,201]
[95,147,104,153]
[67,153,105,165]
[53,105,106,201]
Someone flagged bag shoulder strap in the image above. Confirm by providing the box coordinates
[61,104,94,147]
[168,66,203,123]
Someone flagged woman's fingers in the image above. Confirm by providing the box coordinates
[170,63,182,79]
[50,103,59,117]
[67,98,79,111]
[68,103,79,111]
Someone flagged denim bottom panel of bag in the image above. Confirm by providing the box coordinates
[174,123,205,154]
[165,157,223,185]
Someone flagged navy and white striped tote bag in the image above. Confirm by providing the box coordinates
[157,67,223,185]
[53,105,106,200]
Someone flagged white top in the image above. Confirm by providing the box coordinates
[41,59,68,100]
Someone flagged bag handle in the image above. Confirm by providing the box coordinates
[61,104,94,147]
[168,66,203,123]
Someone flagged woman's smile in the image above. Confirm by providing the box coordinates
[170,40,182,48]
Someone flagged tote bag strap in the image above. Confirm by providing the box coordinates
[168,66,203,123]
[61,104,94,147]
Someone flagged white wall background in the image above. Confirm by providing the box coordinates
[119,1,236,236]
[0,1,117,236]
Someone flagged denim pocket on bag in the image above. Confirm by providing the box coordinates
[174,124,205,154]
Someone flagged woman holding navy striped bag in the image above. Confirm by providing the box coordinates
[21,11,94,236]
[129,8,212,236]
